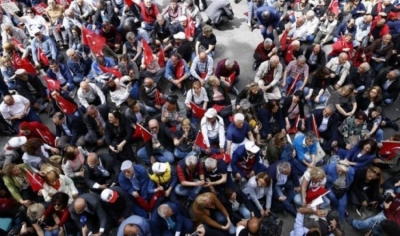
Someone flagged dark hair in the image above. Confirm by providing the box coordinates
[25,7,35,15]
[266,100,280,112]
[51,192,69,209]
[185,0,194,7]
[171,53,182,60]
[256,172,271,186]
[53,112,65,121]
[223,187,235,199]
[358,138,378,154]
[107,80,117,91]
[293,90,304,101]
[110,109,122,119]
[120,54,129,62]
[312,66,331,79]
[306,231,321,236]
[166,95,178,105]
[354,111,367,121]
[381,220,400,235]
[24,138,44,155]
[49,59,58,65]
[70,25,81,37]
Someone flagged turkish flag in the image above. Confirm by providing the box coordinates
[33,2,47,15]
[82,27,106,55]
[227,72,236,85]
[57,0,71,8]
[124,0,140,7]
[12,52,37,75]
[38,48,49,66]
[25,170,44,192]
[211,153,231,164]
[306,186,329,204]
[158,46,166,68]
[285,44,294,63]
[328,0,339,15]
[212,104,225,113]
[311,114,320,139]
[185,14,195,38]
[155,89,165,106]
[175,59,185,79]
[11,38,24,49]
[135,124,152,142]
[287,115,299,134]
[286,73,301,96]
[195,131,208,149]
[380,141,400,160]
[55,94,77,115]
[142,38,154,67]
[99,65,122,78]
[280,30,289,51]
[35,127,56,147]
[44,76,61,91]
[190,102,206,119]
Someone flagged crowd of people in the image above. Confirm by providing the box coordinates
[1,0,400,235]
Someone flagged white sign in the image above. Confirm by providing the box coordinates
[1,1,20,14]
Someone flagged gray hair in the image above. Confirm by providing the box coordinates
[306,10,315,17]
[234,113,245,122]
[126,32,136,40]
[157,204,170,218]
[66,49,76,57]
[297,55,306,62]
[393,69,400,77]
[204,158,217,169]
[27,203,45,221]
[225,59,234,68]
[325,104,336,113]
[185,155,198,166]
[277,161,291,173]
[305,131,317,142]
[264,38,273,45]
[1,23,12,31]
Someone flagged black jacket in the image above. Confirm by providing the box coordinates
[94,4,120,26]
[83,105,110,135]
[144,122,174,156]
[105,116,133,145]
[374,68,400,101]
[306,108,339,142]
[305,45,327,69]
[100,186,133,226]
[55,114,87,145]
[83,153,120,192]
[347,68,373,96]
[15,75,47,104]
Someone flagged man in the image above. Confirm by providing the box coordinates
[100,187,133,227]
[69,193,108,236]
[66,49,93,83]
[163,32,193,63]
[200,108,226,155]
[152,14,172,45]
[0,136,26,168]
[292,131,318,175]
[91,55,117,78]
[232,141,267,182]
[83,105,110,147]
[84,153,119,194]
[62,9,83,37]
[365,34,393,74]
[303,10,319,42]
[99,21,122,53]
[374,68,400,105]
[169,15,187,36]
[118,215,152,236]
[306,105,339,153]
[47,60,75,94]
[226,113,255,156]
[148,162,178,202]
[333,18,356,43]
[354,15,373,47]
[252,38,278,70]
[304,44,326,72]
[69,0,93,21]
[151,202,193,236]
[0,95,41,132]
[190,52,214,85]
[254,55,283,101]
[140,0,160,31]
[203,157,230,193]
[282,56,309,96]
[165,53,190,95]
[52,112,87,149]
[1,23,30,57]
[256,6,280,39]
[175,155,205,207]
[93,0,119,27]
[288,16,307,41]
[347,62,372,97]
[236,217,261,236]
[31,28,59,68]
[267,161,299,216]
[14,69,47,112]
[314,12,337,45]
[118,160,159,218]
[77,81,106,113]
[139,77,163,114]
[370,18,390,43]
[137,119,175,164]
[326,53,351,89]
[215,58,240,94]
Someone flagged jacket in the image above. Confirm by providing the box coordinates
[192,192,229,228]
[341,144,376,171]
[148,163,178,190]
[258,107,285,136]
[350,168,380,203]
[66,53,93,80]
[105,116,133,144]
[242,176,273,211]
[254,60,283,88]
[347,67,373,95]
[2,163,32,202]
[306,109,339,141]
[31,35,58,64]
[118,164,155,200]
[165,58,190,80]
[83,153,119,191]
[282,96,305,120]
[293,133,317,162]
[205,84,232,106]
[46,63,74,86]
[324,163,355,191]
[231,145,265,177]
[118,215,151,236]
[305,45,326,68]
[177,158,204,183]
[83,105,110,136]
[267,160,300,187]
[140,2,159,23]
[55,114,87,145]
[101,186,133,225]
[94,4,119,26]
[334,22,356,39]
[15,75,47,104]
[365,38,394,61]
[150,201,189,236]
[42,175,78,204]
[325,57,351,86]
[374,68,400,100]
[256,6,280,28]
[144,122,174,156]
[253,42,276,62]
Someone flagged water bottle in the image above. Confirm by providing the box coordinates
[80,215,87,227]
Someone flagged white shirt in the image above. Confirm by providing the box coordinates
[54,70,67,85]
[200,115,225,148]
[0,95,29,119]
[21,15,49,37]
[77,83,106,108]
[185,87,209,105]
[299,169,327,189]
[318,116,330,132]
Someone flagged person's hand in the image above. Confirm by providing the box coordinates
[267,134,272,140]
[33,102,40,109]
[172,79,180,86]
[301,122,305,131]
[271,47,278,54]
[109,145,118,153]
[19,199,32,207]
[47,192,53,197]
[82,226,89,236]
[305,94,311,100]
[165,188,171,197]
[294,187,301,192]
[221,219,232,230]
[163,38,169,44]
[37,189,43,196]
[115,44,120,49]
[35,61,41,68]
[61,85,68,91]
[329,219,337,231]
[50,147,60,154]
[260,209,265,216]
[361,201,368,207]
[343,48,350,52]
[156,185,164,192]
[197,180,205,186]
[38,215,45,223]
[117,143,124,152]
[235,173,242,181]
[334,84,341,90]
[314,209,326,217]
[203,182,212,187]
[114,7,119,13]
[100,184,108,189]
[140,64,146,70]
[330,73,336,78]
[96,139,104,146]
[278,196,287,201]
[78,170,84,177]
[383,200,392,209]
[264,208,270,216]
[205,147,211,154]
[331,141,338,147]
[133,191,139,198]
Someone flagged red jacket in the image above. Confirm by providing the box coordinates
[140,2,159,23]
[18,121,56,147]
[329,37,354,58]
[254,42,276,62]
[384,194,400,225]
[370,20,390,38]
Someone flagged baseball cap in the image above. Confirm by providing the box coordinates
[245,141,260,154]
[100,189,119,203]
[120,160,133,171]
[8,137,27,148]
[205,108,217,118]
[173,32,186,40]
[152,162,167,173]
[15,69,27,75]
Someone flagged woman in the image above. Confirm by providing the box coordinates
[18,121,56,147]
[282,90,306,133]
[185,80,208,126]
[69,26,88,53]
[161,95,187,129]
[294,167,330,209]
[0,55,16,90]
[220,187,253,225]
[173,118,197,159]
[46,0,67,48]
[107,77,132,107]
[235,82,265,112]
[192,192,235,235]
[61,145,86,183]
[324,160,355,222]
[39,192,79,236]
[327,84,357,120]
[349,166,381,216]
[195,25,216,58]
[365,107,384,145]
[290,0,311,22]
[12,8,49,37]
[41,169,78,204]
[266,132,296,165]
[118,54,140,80]
[22,138,59,172]
[258,100,286,141]
[161,0,183,24]
[122,32,143,64]
[304,66,331,109]
[183,0,203,30]
[242,172,272,218]
[105,109,135,162]
[338,111,368,149]
[50,90,79,117]
[206,76,231,108]
[357,86,383,114]
[338,138,378,171]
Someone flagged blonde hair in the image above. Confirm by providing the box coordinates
[2,42,15,51]
[181,118,191,127]
[0,55,11,65]
[309,167,326,180]
[208,75,218,85]
[196,193,211,207]
[27,203,45,221]
[44,170,60,185]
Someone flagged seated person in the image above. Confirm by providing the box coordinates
[215,58,240,94]
[364,34,393,74]
[139,77,164,114]
[47,60,76,94]
[190,52,214,85]
[205,75,231,108]
[282,56,309,97]
[165,53,190,95]
[338,111,368,149]
[173,118,197,159]
[161,0,182,24]
[83,105,110,148]
[258,100,286,141]
[347,62,372,98]
[118,215,152,236]
[292,131,319,176]
[304,44,326,72]
[151,202,193,236]
[203,158,230,194]
[254,55,283,101]
[373,68,400,105]
[84,153,119,194]
[195,25,217,58]
[242,173,272,218]
[337,139,378,171]
[252,38,278,70]
[99,187,134,227]
[304,67,331,109]
[326,84,357,120]
[148,162,178,202]
[77,81,107,113]
[52,112,87,149]
[220,187,253,225]
[161,95,187,129]
[41,169,79,204]
[200,108,226,155]
[66,49,93,83]
[139,0,160,31]
[152,14,172,46]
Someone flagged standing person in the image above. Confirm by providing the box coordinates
[256,6,281,40]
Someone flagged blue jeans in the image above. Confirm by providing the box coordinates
[289,158,307,176]
[173,149,197,159]
[141,22,154,31]
[44,228,60,236]
[200,136,225,155]
[293,193,330,209]
[261,26,274,40]
[213,210,236,235]
[371,129,384,143]
[285,76,303,95]
[351,211,386,230]
[238,204,251,219]
[137,147,175,164]
[273,180,297,215]
[326,186,348,222]
[174,184,202,201]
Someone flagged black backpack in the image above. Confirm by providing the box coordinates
[259,213,283,236]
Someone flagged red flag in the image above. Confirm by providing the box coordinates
[190,102,206,119]
[135,124,152,142]
[306,186,329,204]
[44,76,61,91]
[38,48,49,66]
[280,30,289,51]
[11,38,24,49]
[328,0,339,15]
[155,89,165,106]
[185,14,195,38]
[35,128,56,147]
[212,104,225,113]
[124,0,140,7]
[286,73,301,96]
[311,114,320,139]
[227,72,236,85]
[195,131,208,149]
[56,0,71,8]
[99,65,122,78]
[285,44,294,63]
[12,52,37,75]
[142,38,154,67]
[55,94,77,115]
[82,27,106,55]
[211,153,231,164]
[287,115,300,134]
[25,170,44,192]
[33,2,47,15]
[158,47,166,68]
[380,141,400,160]
[377,0,382,13]
[175,59,185,79]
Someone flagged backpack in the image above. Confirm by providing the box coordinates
[259,213,283,236]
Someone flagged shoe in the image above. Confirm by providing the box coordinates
[356,207,363,217]
[231,86,239,96]
[393,122,399,131]
[252,61,259,71]
[181,87,187,96]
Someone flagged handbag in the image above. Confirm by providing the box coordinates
[219,106,233,118]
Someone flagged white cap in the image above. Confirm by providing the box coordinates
[173,32,186,40]
[204,108,217,118]
[100,189,119,203]
[120,160,133,171]
[152,162,167,173]
[245,141,260,154]
[8,136,27,148]
[31,27,41,35]
[15,69,26,75]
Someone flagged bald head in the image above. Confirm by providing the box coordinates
[199,52,207,61]
[87,153,99,166]
[3,95,13,105]
[247,217,261,235]
[73,198,86,212]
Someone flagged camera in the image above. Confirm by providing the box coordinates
[383,192,394,203]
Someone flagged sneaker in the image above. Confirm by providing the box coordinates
[231,86,239,96]
[181,87,187,96]
[252,61,259,71]
[356,207,363,217]
[393,122,399,131]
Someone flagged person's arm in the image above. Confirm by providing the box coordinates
[64,176,79,197]
[190,58,201,80]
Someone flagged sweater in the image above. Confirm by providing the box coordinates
[192,192,229,228]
